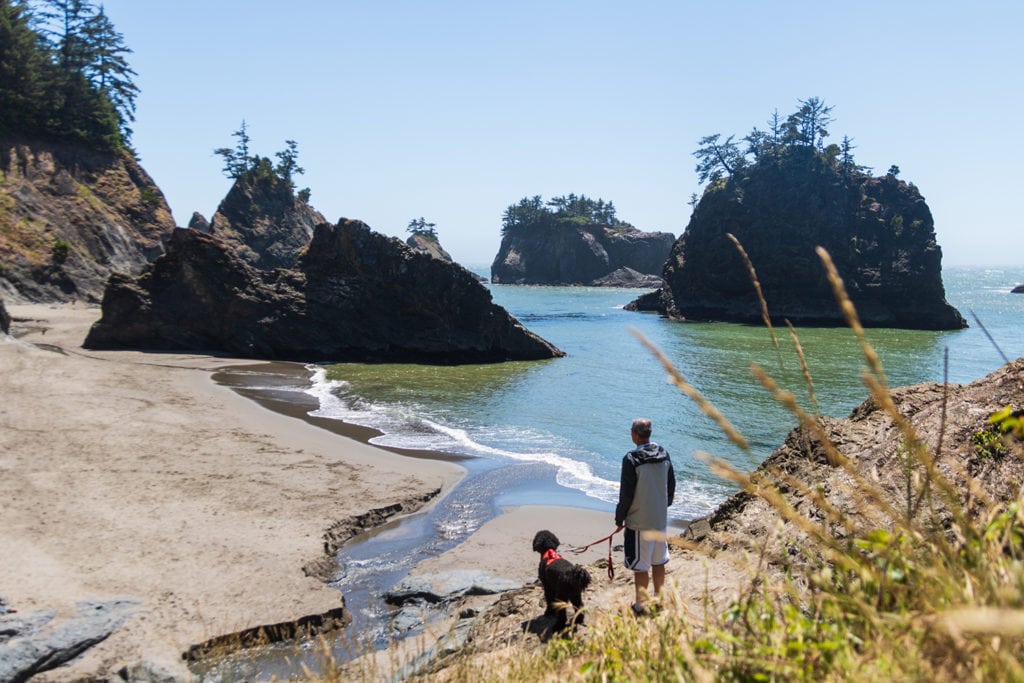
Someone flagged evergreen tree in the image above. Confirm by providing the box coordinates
[273,139,304,186]
[0,0,54,138]
[694,133,744,184]
[214,120,255,179]
[406,217,438,238]
[81,5,137,141]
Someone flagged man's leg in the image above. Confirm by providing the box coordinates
[634,570,650,606]
[652,563,666,596]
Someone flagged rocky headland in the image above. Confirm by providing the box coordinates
[632,148,965,330]
[84,220,563,363]
[0,140,174,303]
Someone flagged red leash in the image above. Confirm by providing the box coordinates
[569,526,623,580]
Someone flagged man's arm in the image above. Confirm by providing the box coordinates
[667,459,676,507]
[615,455,637,527]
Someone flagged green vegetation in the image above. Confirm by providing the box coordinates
[694,98,881,189]
[407,217,438,238]
[0,0,137,151]
[50,237,69,261]
[500,193,621,236]
[214,120,311,201]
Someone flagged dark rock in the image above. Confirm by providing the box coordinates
[491,222,674,286]
[84,220,564,364]
[1012,284,1024,294]
[207,171,325,270]
[0,141,173,303]
[384,570,522,605]
[641,149,965,330]
[187,211,212,233]
[0,295,10,335]
[0,599,138,683]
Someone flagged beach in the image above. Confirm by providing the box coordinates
[0,304,649,681]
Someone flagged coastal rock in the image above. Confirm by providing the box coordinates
[0,295,10,334]
[707,358,1024,556]
[0,141,173,303]
[638,151,965,330]
[83,220,564,364]
[206,170,325,270]
[591,266,663,288]
[187,211,212,233]
[384,570,523,606]
[491,222,674,286]
[1012,284,1024,294]
[0,599,138,683]
[406,232,453,262]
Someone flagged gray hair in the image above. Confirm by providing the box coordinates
[631,418,652,438]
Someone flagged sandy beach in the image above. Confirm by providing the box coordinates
[1,304,474,679]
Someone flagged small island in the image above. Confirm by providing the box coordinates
[632,99,966,331]
[491,194,674,287]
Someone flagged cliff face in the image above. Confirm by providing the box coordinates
[645,149,965,330]
[207,172,326,270]
[84,221,563,364]
[0,141,174,303]
[491,222,674,287]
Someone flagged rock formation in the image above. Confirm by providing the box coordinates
[0,295,10,334]
[84,220,564,364]
[406,232,453,262]
[0,141,174,303]
[205,171,325,270]
[491,222,674,287]
[634,152,965,330]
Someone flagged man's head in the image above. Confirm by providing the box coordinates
[631,418,652,444]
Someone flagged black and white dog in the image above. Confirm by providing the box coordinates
[531,529,592,633]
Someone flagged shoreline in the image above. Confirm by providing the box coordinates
[1,304,672,681]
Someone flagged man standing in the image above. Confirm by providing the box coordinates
[614,417,675,615]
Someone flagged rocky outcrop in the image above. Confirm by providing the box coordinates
[0,141,174,303]
[84,220,563,363]
[0,295,10,334]
[1012,284,1024,294]
[637,151,965,329]
[187,211,212,233]
[491,223,674,287]
[406,232,453,262]
[206,171,325,270]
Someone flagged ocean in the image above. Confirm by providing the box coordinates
[310,265,1024,523]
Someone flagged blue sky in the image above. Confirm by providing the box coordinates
[100,1,1021,266]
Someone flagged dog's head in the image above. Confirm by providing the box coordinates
[532,529,560,554]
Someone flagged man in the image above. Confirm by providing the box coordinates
[614,417,675,615]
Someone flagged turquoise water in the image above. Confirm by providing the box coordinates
[310,265,1024,521]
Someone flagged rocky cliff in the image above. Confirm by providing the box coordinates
[84,220,563,364]
[205,171,326,270]
[635,150,965,330]
[491,222,674,287]
[0,140,174,303]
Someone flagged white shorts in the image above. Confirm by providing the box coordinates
[623,527,669,572]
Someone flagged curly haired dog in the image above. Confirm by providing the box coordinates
[532,529,592,633]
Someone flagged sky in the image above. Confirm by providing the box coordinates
[96,0,1022,267]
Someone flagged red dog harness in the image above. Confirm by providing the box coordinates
[542,548,562,566]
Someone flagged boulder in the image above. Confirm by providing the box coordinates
[639,149,965,330]
[491,222,674,286]
[206,170,325,270]
[0,141,173,303]
[83,220,564,364]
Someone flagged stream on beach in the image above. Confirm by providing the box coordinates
[196,265,1022,680]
